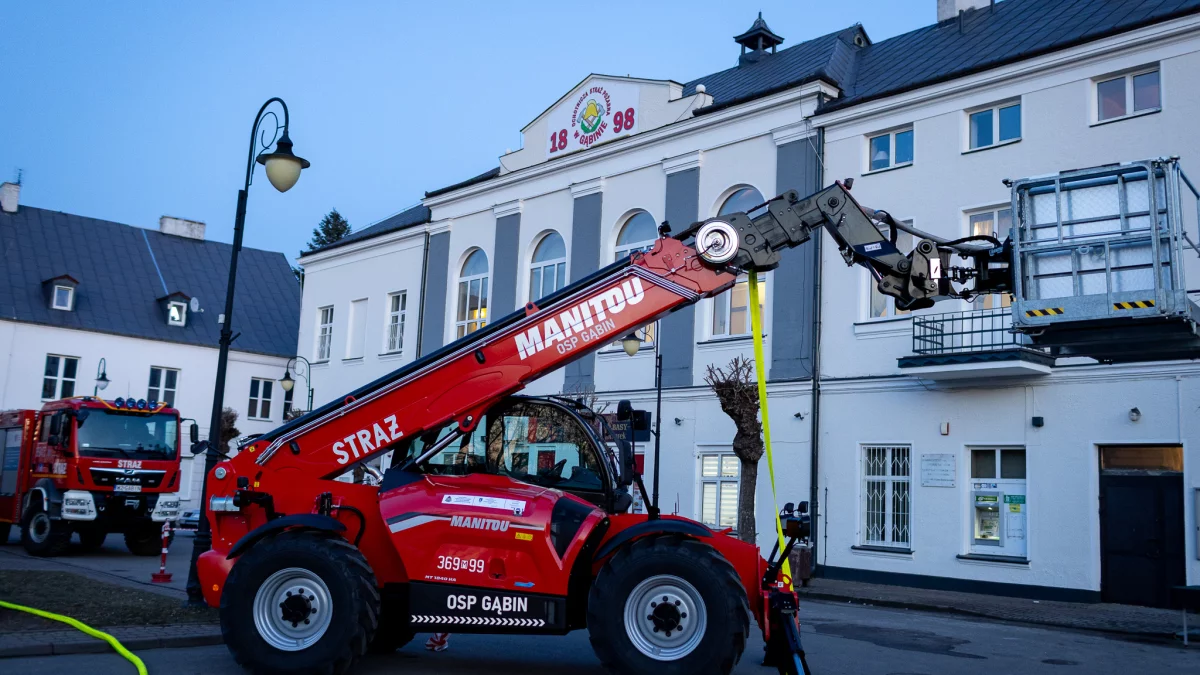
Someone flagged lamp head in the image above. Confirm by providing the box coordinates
[621,333,642,357]
[257,130,310,192]
[279,371,295,392]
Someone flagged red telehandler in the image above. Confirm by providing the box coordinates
[194,179,1011,675]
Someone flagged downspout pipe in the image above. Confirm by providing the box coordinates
[415,229,431,357]
[809,99,825,576]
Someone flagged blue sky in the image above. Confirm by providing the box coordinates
[1,2,934,260]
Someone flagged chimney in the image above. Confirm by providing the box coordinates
[938,0,990,22]
[159,215,206,240]
[0,182,19,213]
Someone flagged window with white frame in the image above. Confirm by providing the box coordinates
[868,222,913,319]
[42,354,79,400]
[385,291,407,354]
[168,301,187,327]
[283,387,295,418]
[614,212,659,345]
[710,189,768,338]
[147,367,179,407]
[346,298,367,360]
[1096,66,1160,123]
[456,249,490,338]
[530,232,567,302]
[867,127,914,171]
[968,101,1021,150]
[316,306,334,361]
[699,452,739,530]
[51,285,74,311]
[247,378,273,421]
[861,444,911,548]
[968,208,1015,310]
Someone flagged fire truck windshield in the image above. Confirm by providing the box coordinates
[75,409,178,460]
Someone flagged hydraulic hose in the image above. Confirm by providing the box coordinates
[0,600,148,674]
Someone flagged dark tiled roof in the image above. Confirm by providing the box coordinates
[0,205,301,358]
[425,167,502,199]
[299,203,430,257]
[823,0,1200,112]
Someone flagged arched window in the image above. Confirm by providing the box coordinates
[712,188,766,337]
[614,211,659,346]
[456,249,489,338]
[529,232,567,302]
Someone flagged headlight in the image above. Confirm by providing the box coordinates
[150,493,182,521]
[61,490,97,521]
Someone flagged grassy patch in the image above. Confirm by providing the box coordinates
[0,570,217,632]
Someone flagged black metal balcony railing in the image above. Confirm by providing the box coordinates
[911,307,1044,355]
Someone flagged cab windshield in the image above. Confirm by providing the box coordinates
[76,410,179,460]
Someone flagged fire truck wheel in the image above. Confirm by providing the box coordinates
[0,522,11,545]
[221,530,380,675]
[20,503,72,557]
[76,526,108,552]
[587,535,750,675]
[124,526,172,556]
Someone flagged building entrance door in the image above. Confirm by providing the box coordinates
[1098,445,1185,608]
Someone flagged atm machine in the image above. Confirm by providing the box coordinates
[972,484,1027,558]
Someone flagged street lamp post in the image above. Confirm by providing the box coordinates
[621,330,663,511]
[93,358,110,396]
[279,356,314,414]
[185,98,309,606]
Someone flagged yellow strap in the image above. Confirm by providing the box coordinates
[0,600,148,675]
[748,271,791,587]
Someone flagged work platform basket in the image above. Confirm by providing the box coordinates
[1010,158,1200,362]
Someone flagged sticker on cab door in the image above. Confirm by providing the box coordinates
[442,494,526,515]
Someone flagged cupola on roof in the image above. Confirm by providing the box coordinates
[734,12,784,56]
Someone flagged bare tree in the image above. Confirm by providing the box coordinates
[704,356,762,544]
[219,407,241,450]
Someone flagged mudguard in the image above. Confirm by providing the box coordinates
[226,513,346,560]
[24,479,62,518]
[593,518,712,561]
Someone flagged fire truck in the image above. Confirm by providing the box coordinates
[0,396,188,556]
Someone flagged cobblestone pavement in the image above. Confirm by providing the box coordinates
[798,577,1193,637]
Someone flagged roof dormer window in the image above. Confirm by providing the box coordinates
[52,285,74,311]
[157,291,192,327]
[168,301,187,327]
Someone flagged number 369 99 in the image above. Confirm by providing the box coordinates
[437,556,484,573]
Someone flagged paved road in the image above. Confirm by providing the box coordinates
[6,598,1197,674]
[1,527,196,595]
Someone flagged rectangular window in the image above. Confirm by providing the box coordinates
[385,292,406,354]
[42,355,79,400]
[147,367,179,407]
[711,276,764,338]
[862,444,910,548]
[346,298,367,359]
[1096,67,1160,122]
[51,286,73,311]
[167,301,187,327]
[968,101,1020,150]
[699,452,739,530]
[968,208,1014,309]
[247,378,273,421]
[867,128,913,172]
[969,447,1027,557]
[316,306,334,361]
[283,387,295,418]
[869,223,913,318]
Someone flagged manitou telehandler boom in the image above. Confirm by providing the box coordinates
[194,178,1011,675]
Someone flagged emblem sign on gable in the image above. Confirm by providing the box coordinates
[545,81,640,159]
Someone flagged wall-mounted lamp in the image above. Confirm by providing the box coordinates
[1128,407,1142,422]
[1031,416,1044,428]
[674,417,684,426]
[793,412,804,420]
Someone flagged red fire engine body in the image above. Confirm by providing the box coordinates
[0,397,185,556]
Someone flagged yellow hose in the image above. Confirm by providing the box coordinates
[748,270,792,586]
[0,599,147,675]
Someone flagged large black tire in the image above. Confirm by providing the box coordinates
[587,535,750,675]
[76,526,109,552]
[20,503,72,557]
[0,521,12,544]
[221,531,379,675]
[367,589,414,654]
[124,525,172,556]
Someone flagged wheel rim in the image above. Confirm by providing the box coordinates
[29,512,51,544]
[623,574,707,661]
[252,567,334,651]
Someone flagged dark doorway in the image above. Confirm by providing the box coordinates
[1098,445,1186,608]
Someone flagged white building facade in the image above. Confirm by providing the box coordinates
[296,0,1200,606]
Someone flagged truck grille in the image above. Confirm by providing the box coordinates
[89,468,166,488]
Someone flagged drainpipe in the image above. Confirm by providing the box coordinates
[808,100,825,576]
[415,230,430,357]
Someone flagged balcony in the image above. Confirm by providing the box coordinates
[897,308,1055,380]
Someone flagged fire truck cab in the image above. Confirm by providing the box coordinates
[0,397,188,556]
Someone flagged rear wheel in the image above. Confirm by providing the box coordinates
[221,531,379,675]
[21,503,72,557]
[124,525,171,556]
[587,535,750,675]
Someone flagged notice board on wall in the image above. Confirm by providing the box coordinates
[920,453,956,487]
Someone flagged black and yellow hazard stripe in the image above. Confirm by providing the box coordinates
[1113,299,1155,310]
[1025,307,1064,317]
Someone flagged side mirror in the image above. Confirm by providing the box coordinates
[631,410,651,432]
[619,440,636,487]
[75,409,90,425]
[189,423,199,444]
[190,439,210,455]
[616,400,633,421]
[797,501,809,514]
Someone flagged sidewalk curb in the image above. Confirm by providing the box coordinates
[799,590,1177,639]
[0,630,223,658]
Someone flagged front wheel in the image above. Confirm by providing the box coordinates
[124,525,172,556]
[587,535,750,675]
[21,503,72,557]
[220,531,380,675]
[76,526,109,552]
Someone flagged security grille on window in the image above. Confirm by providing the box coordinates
[699,453,739,530]
[51,285,74,311]
[386,292,406,354]
[615,212,658,345]
[42,354,79,400]
[148,367,179,407]
[248,378,273,420]
[456,249,490,338]
[862,444,910,548]
[530,232,567,302]
[968,102,1021,150]
[869,222,913,318]
[316,306,334,361]
[868,128,914,171]
[1096,67,1160,122]
[969,209,1015,310]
